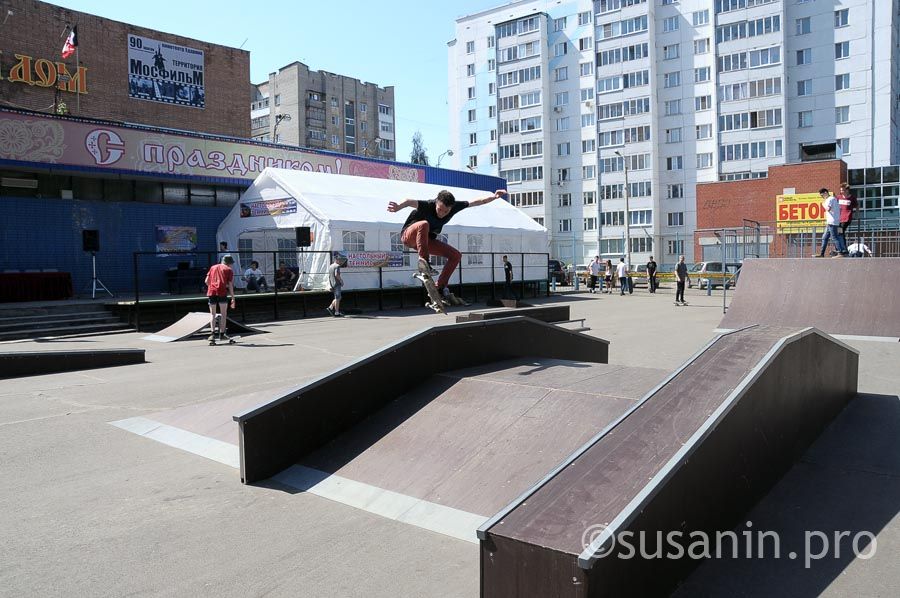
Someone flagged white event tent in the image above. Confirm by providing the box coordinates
[216,168,549,290]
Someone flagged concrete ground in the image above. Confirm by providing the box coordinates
[0,284,897,597]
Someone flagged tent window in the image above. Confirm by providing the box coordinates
[342,231,366,252]
[276,238,298,267]
[467,234,484,265]
[390,232,411,266]
[238,238,253,267]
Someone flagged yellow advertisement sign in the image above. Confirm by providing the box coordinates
[776,193,826,232]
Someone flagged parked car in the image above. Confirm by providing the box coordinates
[688,262,742,289]
[575,264,591,286]
[548,259,567,284]
[725,266,742,290]
[631,264,648,287]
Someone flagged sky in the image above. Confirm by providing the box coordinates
[57,0,503,164]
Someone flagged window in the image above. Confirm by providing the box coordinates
[490,152,497,165]
[554,17,567,31]
[664,72,681,88]
[466,234,484,265]
[580,62,594,77]
[554,91,569,106]
[488,59,495,71]
[557,142,571,156]
[835,42,849,59]
[695,67,710,83]
[468,155,478,168]
[838,138,850,155]
[466,40,475,53]
[667,156,683,170]
[469,133,477,145]
[467,64,475,76]
[696,124,712,139]
[600,239,625,254]
[489,83,495,95]
[342,231,365,252]
[520,89,540,107]
[693,10,709,26]
[664,44,679,60]
[557,168,571,182]
[667,212,685,226]
[490,129,497,141]
[578,37,592,51]
[581,113,595,128]
[583,165,596,179]
[835,9,848,28]
[667,184,684,198]
[797,79,812,96]
[797,48,811,65]
[663,16,679,33]
[798,111,812,128]
[556,117,570,131]
[580,87,594,102]
[835,106,850,124]
[584,217,598,231]
[629,210,652,226]
[488,105,496,118]
[668,240,684,255]
[600,210,625,226]
[582,139,596,153]
[835,74,849,91]
[558,219,572,233]
[331,97,338,107]
[665,99,682,116]
[487,35,495,48]
[695,95,712,111]
[694,38,710,54]
[274,94,281,106]
[554,66,568,82]
[749,46,780,67]
[796,17,811,35]
[583,191,596,205]
[697,153,713,169]
[666,128,682,143]
[578,10,591,26]
[468,109,476,122]
[555,42,568,57]
[467,86,476,99]
[558,193,572,207]
[331,134,339,146]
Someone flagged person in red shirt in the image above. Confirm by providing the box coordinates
[205,254,236,344]
[837,182,857,252]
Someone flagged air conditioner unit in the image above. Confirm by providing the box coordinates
[584,100,592,108]
[553,106,563,113]
[1,177,38,189]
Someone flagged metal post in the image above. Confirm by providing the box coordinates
[378,266,384,310]
[615,150,631,271]
[722,227,728,314]
[133,252,140,331]
[490,253,496,299]
[272,250,279,321]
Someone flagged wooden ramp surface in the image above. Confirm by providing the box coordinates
[720,258,900,338]
[142,312,265,342]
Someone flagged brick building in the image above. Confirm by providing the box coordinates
[0,0,249,137]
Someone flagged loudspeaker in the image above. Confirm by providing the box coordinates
[295,226,311,247]
[83,229,100,252]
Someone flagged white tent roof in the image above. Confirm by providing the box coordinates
[232,168,547,233]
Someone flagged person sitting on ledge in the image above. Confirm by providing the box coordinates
[243,261,269,292]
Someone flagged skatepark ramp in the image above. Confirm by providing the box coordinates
[142,312,266,342]
[0,349,145,379]
[478,326,858,598]
[720,258,900,339]
[233,317,610,484]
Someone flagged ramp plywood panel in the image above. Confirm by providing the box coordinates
[720,258,900,337]
[142,312,265,342]
[481,326,859,597]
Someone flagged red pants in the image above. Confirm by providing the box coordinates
[401,221,460,290]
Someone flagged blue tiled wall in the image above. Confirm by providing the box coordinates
[0,195,229,295]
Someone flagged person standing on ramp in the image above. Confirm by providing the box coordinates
[205,255,236,345]
[388,189,507,304]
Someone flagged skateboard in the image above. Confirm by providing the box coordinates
[209,335,238,345]
[210,314,238,344]
[413,272,447,315]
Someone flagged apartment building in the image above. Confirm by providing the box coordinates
[251,62,396,160]
[449,0,900,265]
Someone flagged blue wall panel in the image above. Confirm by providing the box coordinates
[0,195,229,295]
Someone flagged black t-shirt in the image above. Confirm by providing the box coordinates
[401,200,470,238]
[646,260,657,274]
[504,261,513,282]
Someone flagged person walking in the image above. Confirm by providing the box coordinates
[325,255,346,317]
[588,255,603,294]
[837,182,858,249]
[817,188,848,257]
[646,256,658,294]
[675,255,689,306]
[616,258,631,296]
[604,259,613,294]
[205,254,236,344]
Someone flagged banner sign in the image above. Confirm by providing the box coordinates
[239,198,297,218]
[155,225,198,252]
[0,109,424,184]
[339,251,405,268]
[776,193,826,232]
[128,35,205,108]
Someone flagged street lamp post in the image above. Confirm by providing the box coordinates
[272,113,291,143]
[436,149,454,167]
[615,150,631,270]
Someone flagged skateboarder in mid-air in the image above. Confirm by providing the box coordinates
[388,188,507,305]
[205,255,236,345]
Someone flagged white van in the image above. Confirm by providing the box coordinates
[688,262,741,289]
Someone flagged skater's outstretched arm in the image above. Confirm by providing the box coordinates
[468,189,507,208]
[387,199,417,212]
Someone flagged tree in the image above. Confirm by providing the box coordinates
[410,131,430,165]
